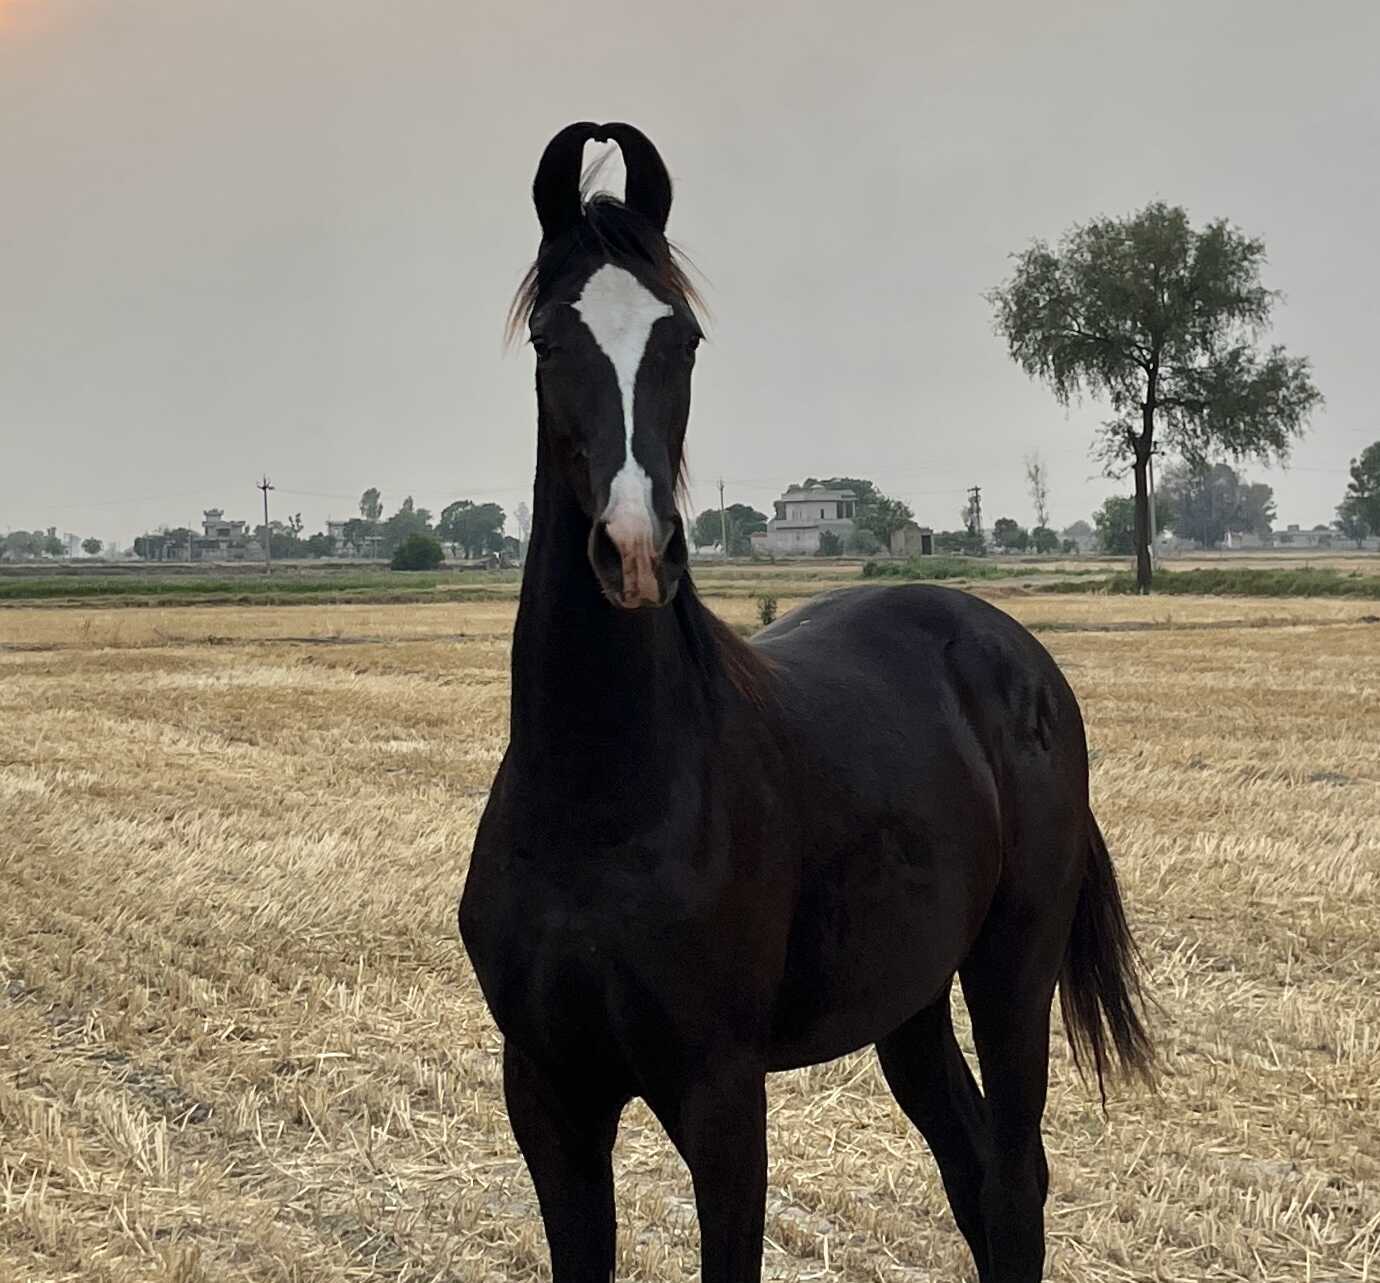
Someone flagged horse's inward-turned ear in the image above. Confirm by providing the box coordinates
[598,122,672,233]
[531,120,674,243]
[532,121,600,244]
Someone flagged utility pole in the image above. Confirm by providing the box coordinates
[1147,455,1159,570]
[257,475,275,574]
[718,478,729,559]
[967,485,983,539]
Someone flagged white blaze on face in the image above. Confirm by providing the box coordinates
[573,264,674,605]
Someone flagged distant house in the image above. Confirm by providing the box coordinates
[890,522,934,557]
[326,519,382,559]
[1275,523,1332,549]
[195,509,253,560]
[755,484,859,554]
[137,509,257,561]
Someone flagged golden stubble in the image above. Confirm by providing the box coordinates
[1,590,1377,1281]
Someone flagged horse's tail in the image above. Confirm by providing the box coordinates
[1059,812,1155,1105]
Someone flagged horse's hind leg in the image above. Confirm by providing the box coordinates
[876,983,992,1279]
[959,910,1068,1283]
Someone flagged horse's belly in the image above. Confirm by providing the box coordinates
[768,830,999,1069]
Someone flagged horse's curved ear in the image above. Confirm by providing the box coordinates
[532,121,600,243]
[599,122,673,233]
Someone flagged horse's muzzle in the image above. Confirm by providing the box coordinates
[588,513,687,609]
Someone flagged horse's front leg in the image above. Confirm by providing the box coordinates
[503,1041,626,1283]
[650,1060,769,1283]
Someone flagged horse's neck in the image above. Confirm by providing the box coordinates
[509,449,709,803]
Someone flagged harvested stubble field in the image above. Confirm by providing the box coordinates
[2,588,1378,1282]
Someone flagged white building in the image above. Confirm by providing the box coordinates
[753,484,858,555]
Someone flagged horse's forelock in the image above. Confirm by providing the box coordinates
[505,194,704,349]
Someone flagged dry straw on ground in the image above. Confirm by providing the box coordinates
[2,587,1378,1281]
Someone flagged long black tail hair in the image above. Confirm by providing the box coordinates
[1060,813,1156,1105]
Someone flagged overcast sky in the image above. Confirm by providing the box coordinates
[2,0,1375,547]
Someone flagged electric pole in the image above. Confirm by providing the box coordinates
[257,475,275,574]
[1147,455,1159,570]
[967,485,983,539]
[718,478,729,559]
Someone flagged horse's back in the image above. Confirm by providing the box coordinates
[754,583,1083,767]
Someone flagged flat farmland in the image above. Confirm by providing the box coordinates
[2,588,1378,1282]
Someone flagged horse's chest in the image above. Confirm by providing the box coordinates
[461,842,711,1063]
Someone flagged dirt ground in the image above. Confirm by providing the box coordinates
[2,589,1377,1281]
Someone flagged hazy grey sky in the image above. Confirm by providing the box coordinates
[2,0,1375,546]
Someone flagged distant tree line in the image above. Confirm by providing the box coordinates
[1335,442,1379,547]
[2,529,66,560]
[128,488,515,564]
[983,446,1380,557]
[0,528,105,560]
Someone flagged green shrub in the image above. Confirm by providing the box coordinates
[845,528,882,555]
[756,595,778,627]
[390,533,445,571]
[861,556,1023,582]
[1038,567,1380,599]
[933,530,987,556]
[816,530,844,557]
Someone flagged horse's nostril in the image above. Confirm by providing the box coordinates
[591,522,621,574]
[590,521,635,597]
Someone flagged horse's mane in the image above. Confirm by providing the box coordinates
[706,609,777,710]
[675,579,778,712]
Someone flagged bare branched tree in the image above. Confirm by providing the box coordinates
[1024,453,1050,530]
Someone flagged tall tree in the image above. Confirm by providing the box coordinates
[1024,453,1050,530]
[1093,494,1172,556]
[359,487,383,523]
[1237,481,1276,539]
[991,517,1030,551]
[989,203,1322,591]
[691,504,766,555]
[691,508,722,551]
[381,496,434,555]
[1334,509,1370,548]
[1337,442,1380,539]
[855,494,914,543]
[437,499,506,558]
[723,504,768,555]
[1160,462,1274,547]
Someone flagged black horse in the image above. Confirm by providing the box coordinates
[460,121,1152,1283]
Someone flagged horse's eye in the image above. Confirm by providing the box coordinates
[686,335,701,356]
[531,335,553,360]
